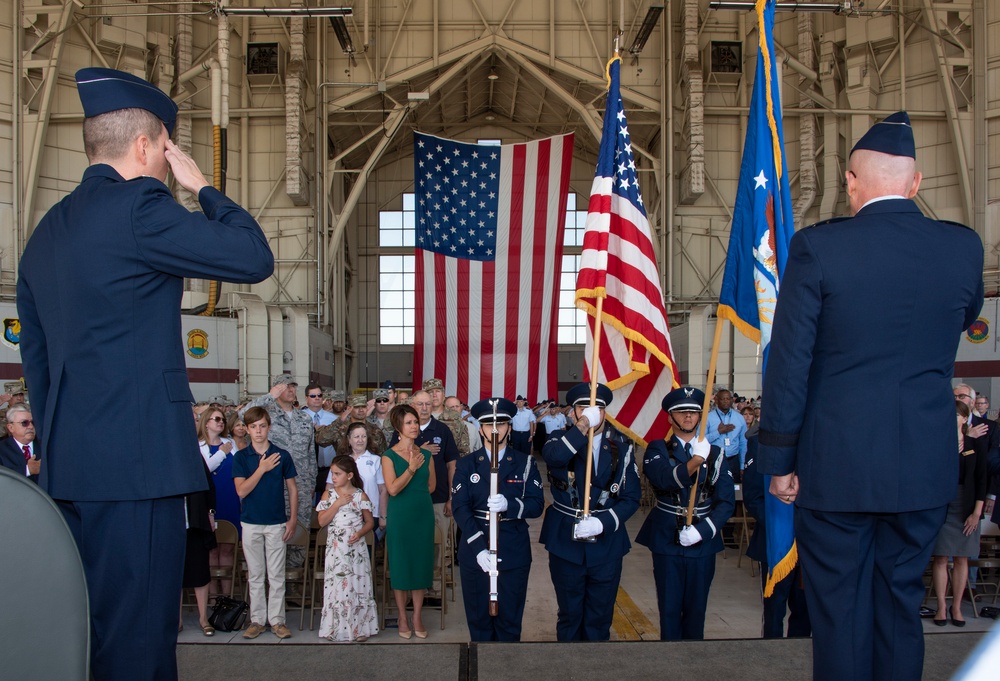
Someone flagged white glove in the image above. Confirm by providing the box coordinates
[476,549,498,574]
[573,515,604,539]
[487,494,508,513]
[678,524,702,547]
[580,406,603,429]
[690,437,710,461]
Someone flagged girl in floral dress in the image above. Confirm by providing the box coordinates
[316,455,379,642]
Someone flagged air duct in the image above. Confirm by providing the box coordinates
[286,8,311,205]
[792,13,817,227]
[679,0,705,205]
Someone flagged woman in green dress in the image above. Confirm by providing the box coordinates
[382,404,436,639]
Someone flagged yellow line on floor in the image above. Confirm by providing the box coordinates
[611,586,659,640]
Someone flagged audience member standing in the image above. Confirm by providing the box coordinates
[302,382,336,497]
[367,387,397,443]
[316,455,378,642]
[705,388,748,481]
[197,407,239,595]
[242,376,316,567]
[330,422,387,535]
[930,400,989,626]
[16,67,273,680]
[510,395,536,455]
[382,404,436,639]
[233,407,298,640]
[181,458,217,637]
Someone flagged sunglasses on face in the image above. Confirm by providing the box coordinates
[375,398,389,403]
[307,393,323,398]
[12,419,33,427]
[209,416,225,423]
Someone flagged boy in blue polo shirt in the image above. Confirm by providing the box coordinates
[233,406,298,640]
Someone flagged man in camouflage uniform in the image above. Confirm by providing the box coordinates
[424,377,470,457]
[316,393,388,456]
[366,387,396,443]
[241,375,316,567]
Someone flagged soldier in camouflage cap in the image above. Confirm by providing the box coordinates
[316,392,388,456]
[367,387,396,443]
[240,375,316,567]
[423,377,470,457]
[329,390,349,419]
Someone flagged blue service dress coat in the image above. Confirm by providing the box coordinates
[635,436,735,557]
[451,445,544,641]
[757,199,984,512]
[540,421,641,564]
[17,164,275,501]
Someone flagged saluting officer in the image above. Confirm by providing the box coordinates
[540,382,641,641]
[451,398,544,641]
[636,386,735,640]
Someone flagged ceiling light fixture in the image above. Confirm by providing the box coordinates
[629,4,664,55]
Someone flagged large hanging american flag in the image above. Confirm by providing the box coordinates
[412,131,574,402]
[575,56,679,447]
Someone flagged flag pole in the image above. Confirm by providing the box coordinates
[581,293,605,521]
[686,309,724,525]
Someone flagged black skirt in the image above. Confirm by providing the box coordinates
[182,528,215,588]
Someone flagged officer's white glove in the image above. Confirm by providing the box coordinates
[487,494,508,513]
[580,406,603,429]
[476,549,498,574]
[678,524,702,547]
[690,437,711,461]
[573,516,604,539]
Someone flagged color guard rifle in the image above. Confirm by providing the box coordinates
[488,398,500,617]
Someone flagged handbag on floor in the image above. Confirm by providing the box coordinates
[208,596,249,632]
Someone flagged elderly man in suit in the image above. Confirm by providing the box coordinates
[757,112,984,681]
[17,68,273,680]
[0,404,39,482]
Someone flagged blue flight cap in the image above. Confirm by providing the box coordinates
[470,398,517,424]
[662,386,705,413]
[382,379,396,390]
[566,382,613,408]
[850,111,915,159]
[75,68,179,136]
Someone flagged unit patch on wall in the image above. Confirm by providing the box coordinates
[2,318,20,350]
[965,317,989,344]
[187,328,209,358]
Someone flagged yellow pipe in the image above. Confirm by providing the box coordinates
[200,124,223,316]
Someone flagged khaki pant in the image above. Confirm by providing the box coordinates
[432,502,452,595]
[242,522,287,626]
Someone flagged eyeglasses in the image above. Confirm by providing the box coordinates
[12,419,33,427]
[956,394,972,400]
[209,416,225,423]
[307,393,323,398]
[375,398,389,403]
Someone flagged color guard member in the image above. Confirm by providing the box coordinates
[451,398,544,641]
[636,386,735,640]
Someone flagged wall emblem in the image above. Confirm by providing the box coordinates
[1,318,20,350]
[187,329,209,358]
[966,318,989,344]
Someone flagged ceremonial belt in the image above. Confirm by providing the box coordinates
[655,499,712,518]
[474,511,515,522]
[549,500,612,519]
[546,436,625,508]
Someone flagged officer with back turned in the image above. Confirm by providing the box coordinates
[540,382,641,641]
[636,386,734,640]
[451,398,544,641]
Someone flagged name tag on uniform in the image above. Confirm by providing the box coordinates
[724,437,731,447]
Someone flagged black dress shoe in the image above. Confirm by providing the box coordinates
[933,618,948,627]
[951,617,966,628]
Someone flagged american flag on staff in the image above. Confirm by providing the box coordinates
[412,131,574,402]
[575,56,680,447]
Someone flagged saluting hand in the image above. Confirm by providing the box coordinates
[164,140,210,195]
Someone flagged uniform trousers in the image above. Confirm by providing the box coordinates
[510,430,531,455]
[548,553,622,641]
[796,505,947,681]
[758,563,811,638]
[459,563,530,641]
[58,497,185,681]
[651,552,715,640]
[242,522,288,626]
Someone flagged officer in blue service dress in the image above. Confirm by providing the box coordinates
[17,68,274,681]
[636,386,735,640]
[757,112,984,681]
[540,382,641,641]
[451,398,544,641]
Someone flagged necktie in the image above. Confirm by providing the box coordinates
[22,445,31,462]
[313,412,321,426]
[684,442,692,457]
